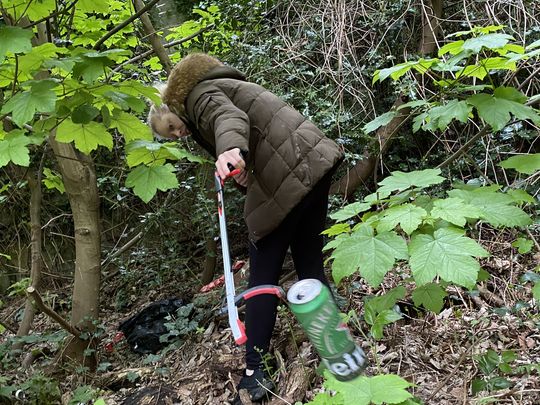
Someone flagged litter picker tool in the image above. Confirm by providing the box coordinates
[215,168,284,345]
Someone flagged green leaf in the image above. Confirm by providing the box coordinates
[77,0,109,13]
[423,100,472,131]
[0,130,31,167]
[115,81,162,105]
[72,105,100,124]
[1,79,58,127]
[527,39,540,50]
[322,223,351,237]
[365,286,407,314]
[377,204,427,235]
[111,111,153,142]
[533,283,540,301]
[125,140,205,167]
[430,198,482,227]
[373,59,438,83]
[330,202,372,222]
[56,119,113,154]
[18,43,66,74]
[467,87,540,131]
[438,40,464,56]
[507,189,535,204]
[478,349,500,375]
[462,33,514,53]
[412,283,447,313]
[448,187,531,228]
[73,54,115,84]
[512,238,533,254]
[103,91,146,112]
[331,226,408,286]
[0,26,33,62]
[324,372,413,405]
[409,228,489,288]
[363,111,397,133]
[42,168,65,193]
[500,153,540,174]
[305,392,343,405]
[378,169,445,194]
[126,164,179,203]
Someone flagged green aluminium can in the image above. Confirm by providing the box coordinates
[287,278,367,381]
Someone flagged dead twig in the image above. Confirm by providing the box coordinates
[26,286,81,338]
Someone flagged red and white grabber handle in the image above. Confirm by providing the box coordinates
[215,167,246,344]
[219,285,286,316]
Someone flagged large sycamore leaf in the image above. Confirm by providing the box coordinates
[448,187,532,227]
[3,0,56,21]
[111,111,153,142]
[412,283,447,313]
[0,130,31,167]
[467,87,540,131]
[363,111,397,134]
[77,0,109,14]
[409,228,489,288]
[126,164,179,203]
[126,140,206,168]
[56,119,113,154]
[0,26,33,62]
[430,197,482,227]
[377,203,427,235]
[305,392,343,405]
[373,58,438,83]
[378,169,445,194]
[500,153,540,175]
[1,79,58,127]
[423,100,471,131]
[323,372,413,405]
[331,225,408,286]
[19,43,66,75]
[462,33,514,53]
[330,201,372,222]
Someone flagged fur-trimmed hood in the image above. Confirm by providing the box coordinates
[163,53,244,115]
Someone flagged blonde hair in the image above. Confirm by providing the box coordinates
[147,53,223,135]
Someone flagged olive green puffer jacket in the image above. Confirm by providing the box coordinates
[184,65,343,242]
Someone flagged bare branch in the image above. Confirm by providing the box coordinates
[93,0,161,51]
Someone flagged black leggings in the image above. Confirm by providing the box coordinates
[245,173,332,369]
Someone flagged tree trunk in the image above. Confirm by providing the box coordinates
[330,96,411,197]
[13,168,44,353]
[49,132,101,370]
[330,0,444,198]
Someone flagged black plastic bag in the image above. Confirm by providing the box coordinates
[118,298,184,354]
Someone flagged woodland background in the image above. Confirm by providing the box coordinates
[0,0,539,404]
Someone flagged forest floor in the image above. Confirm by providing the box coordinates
[1,231,540,405]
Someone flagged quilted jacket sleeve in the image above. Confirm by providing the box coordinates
[194,88,250,157]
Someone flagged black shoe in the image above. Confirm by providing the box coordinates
[233,368,276,404]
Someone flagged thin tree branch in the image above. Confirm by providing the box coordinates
[132,0,171,73]
[93,0,161,50]
[112,24,215,73]
[101,231,143,268]
[437,125,490,169]
[22,0,78,29]
[26,286,81,338]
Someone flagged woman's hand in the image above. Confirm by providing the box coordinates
[216,148,246,186]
